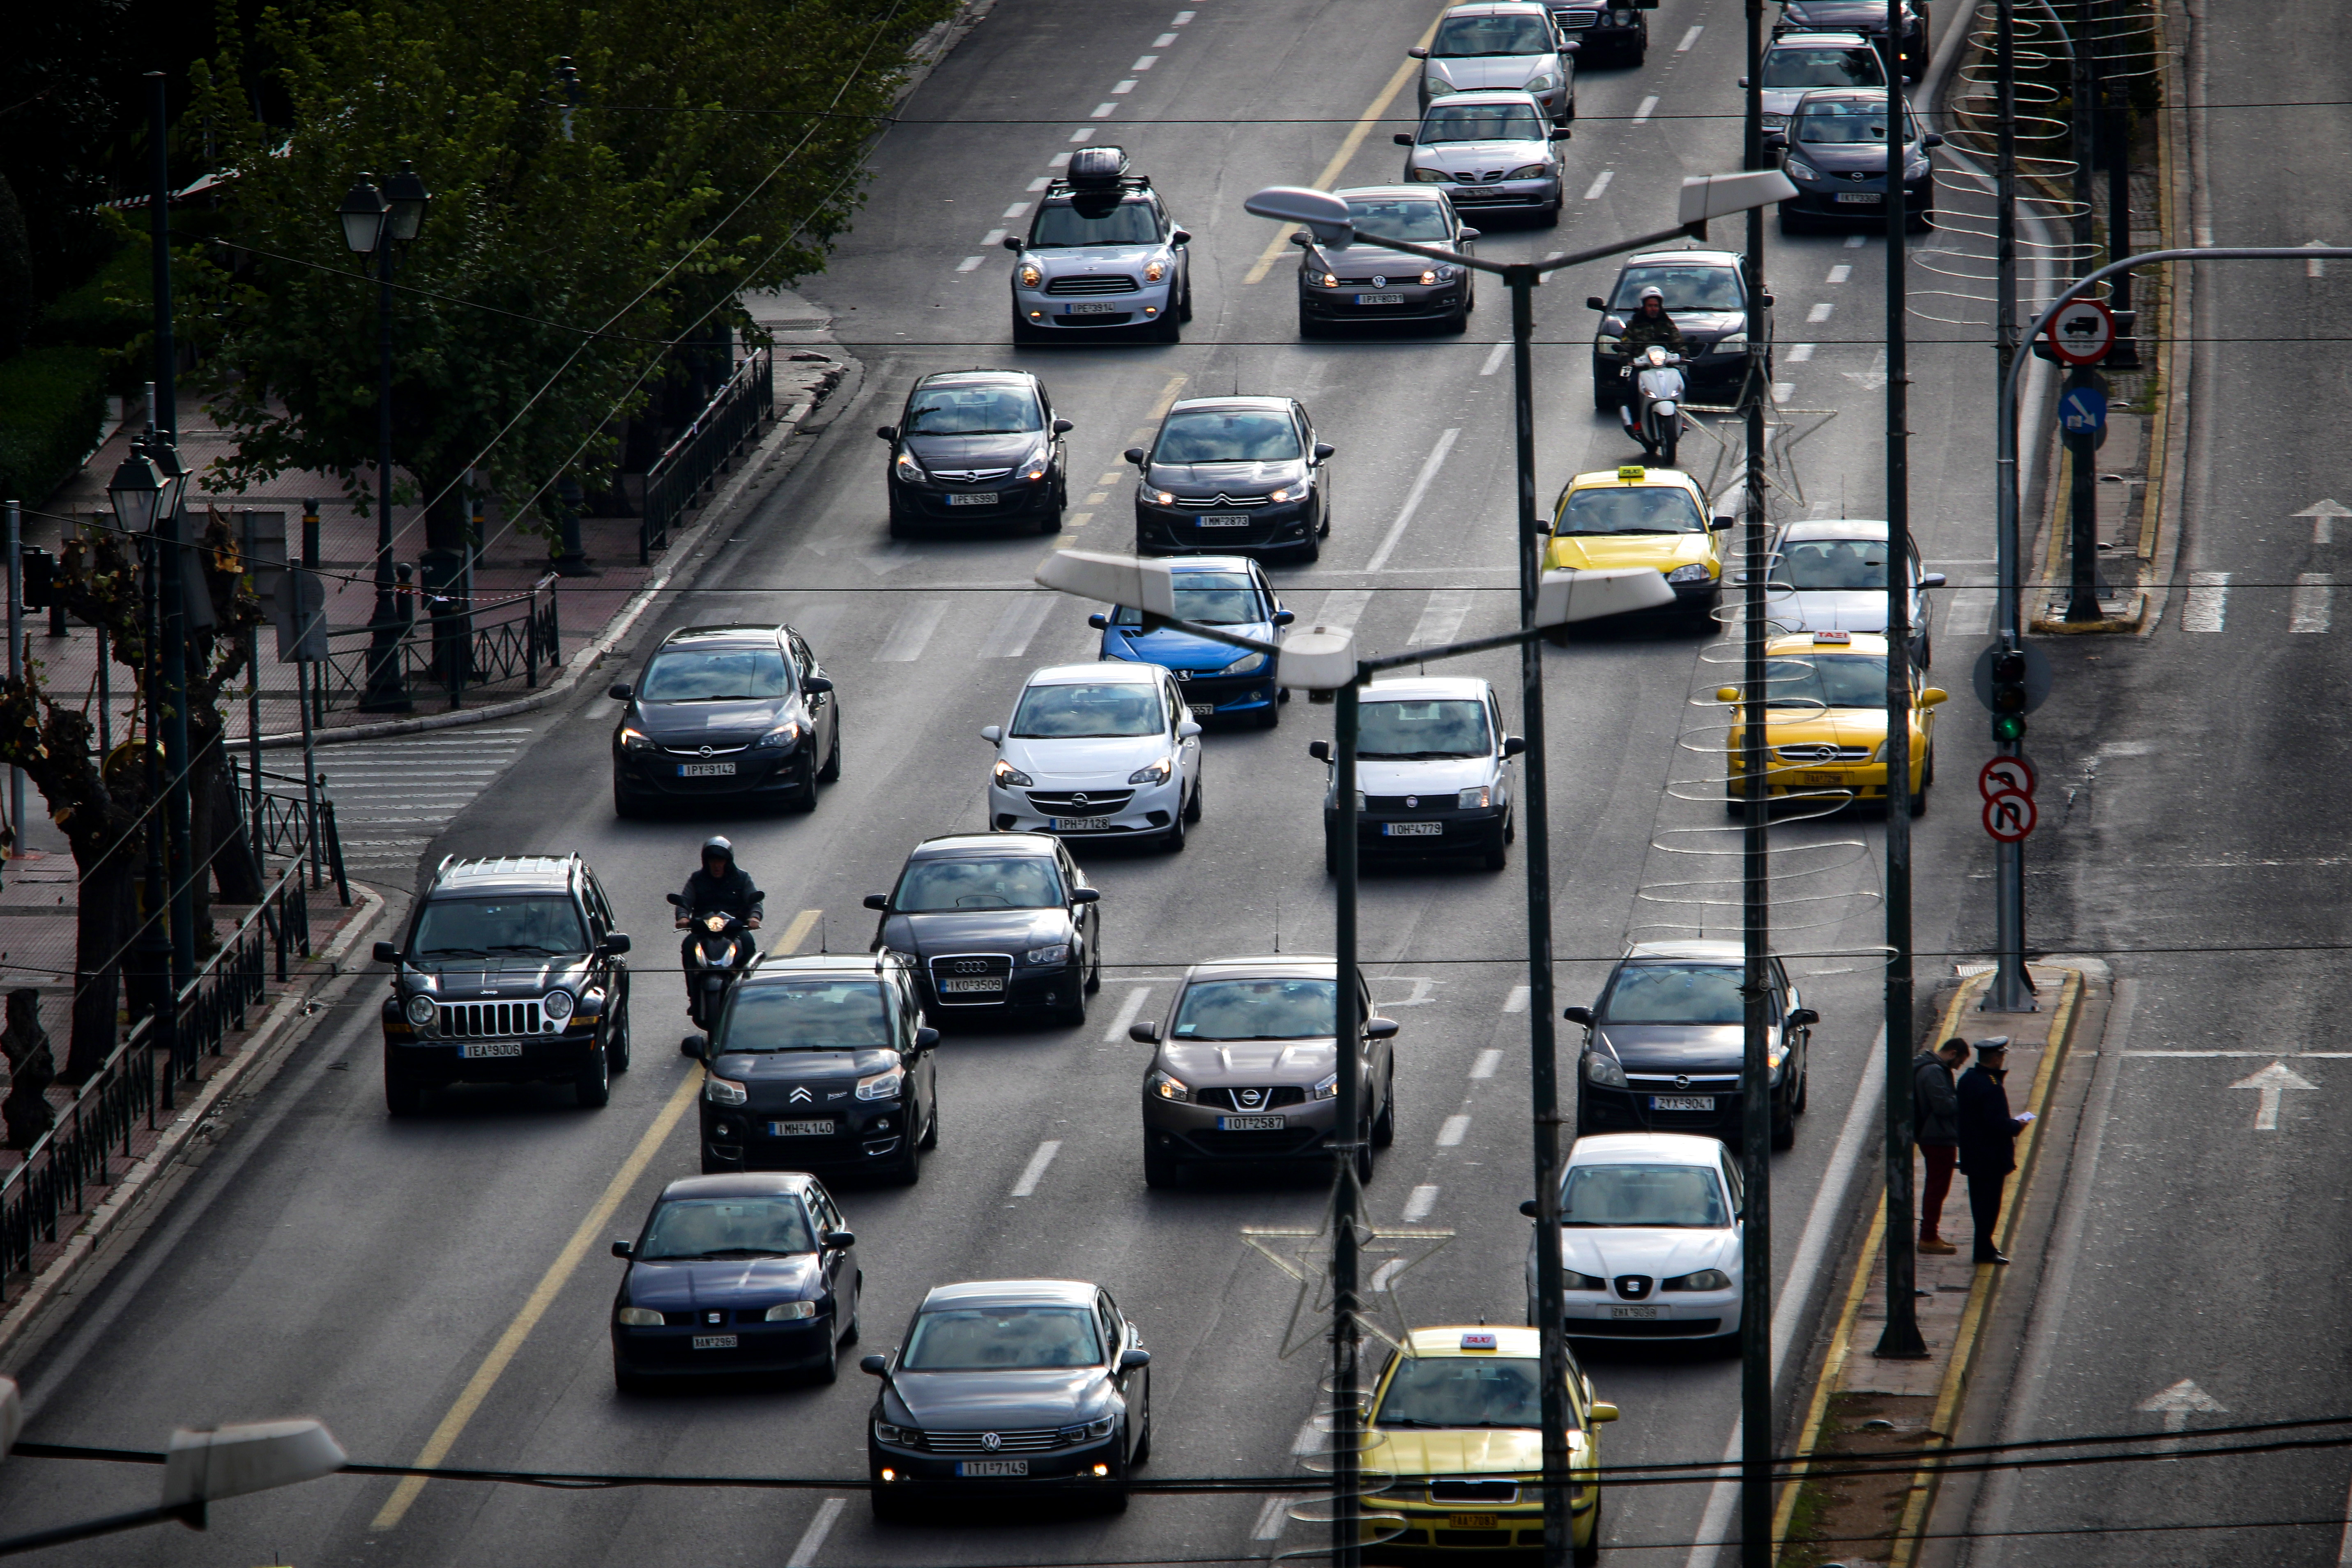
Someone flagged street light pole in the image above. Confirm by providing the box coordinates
[343,163,429,714]
[1330,672,1364,1568]
[144,71,196,1003]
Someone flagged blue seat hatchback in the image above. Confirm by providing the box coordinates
[1091,555,1293,728]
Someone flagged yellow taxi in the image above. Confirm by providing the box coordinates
[1541,465,1729,633]
[1718,630,1949,813]
[1358,1326,1616,1564]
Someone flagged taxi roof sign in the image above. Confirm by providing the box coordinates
[1616,465,1647,482]
[1811,630,1853,644]
[1460,1331,1499,1351]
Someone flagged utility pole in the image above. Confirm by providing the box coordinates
[143,72,191,1027]
[1987,0,2034,1013]
[2063,0,2105,624]
[1330,675,1363,1568]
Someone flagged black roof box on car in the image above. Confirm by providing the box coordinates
[1066,145,1132,189]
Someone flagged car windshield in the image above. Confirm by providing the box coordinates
[905,385,1042,435]
[1356,699,1491,759]
[1029,199,1160,247]
[722,981,893,1051]
[410,895,587,958]
[1556,486,1706,535]
[1761,46,1883,89]
[1154,409,1302,463]
[639,646,790,702]
[636,1195,817,1259]
[1419,102,1547,143]
[1010,681,1164,738]
[1172,978,1339,1040]
[902,1305,1104,1370]
[1561,1163,1731,1228]
[1114,573,1267,627]
[1376,1356,1558,1430]
[1608,265,1742,311]
[1794,99,1910,145]
[1779,539,1892,589]
[1764,652,1888,708]
[1599,963,1744,1024]
[894,856,1064,911]
[1430,13,1553,55]
[1344,198,1455,242]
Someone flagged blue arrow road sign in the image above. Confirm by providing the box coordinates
[2059,385,2107,435]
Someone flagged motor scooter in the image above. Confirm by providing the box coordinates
[669,892,757,1050]
[1618,344,1688,467]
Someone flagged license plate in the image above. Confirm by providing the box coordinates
[1798,771,1843,784]
[1384,821,1444,837]
[1218,1114,1286,1131]
[459,1041,523,1059]
[1052,815,1113,831]
[940,976,1005,992]
[1065,302,1123,315]
[946,491,1001,505]
[1189,703,1215,718]
[1610,1306,1658,1320]
[1356,292,1406,304]
[1651,1095,1715,1111]
[768,1119,834,1137]
[693,1334,738,1349]
[678,762,736,777]
[1195,515,1250,528]
[1834,192,1881,204]
[1448,1514,1500,1530]
[957,1460,1030,1477]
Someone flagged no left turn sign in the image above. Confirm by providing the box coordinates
[1979,756,2036,801]
[1983,788,2037,843]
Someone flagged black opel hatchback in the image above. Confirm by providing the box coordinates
[610,624,840,817]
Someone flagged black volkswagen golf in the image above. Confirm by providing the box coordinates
[879,369,1072,537]
[609,624,840,817]
[865,833,1102,1027]
[693,955,939,1183]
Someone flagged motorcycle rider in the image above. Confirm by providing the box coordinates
[677,836,763,1007]
[1618,285,1687,360]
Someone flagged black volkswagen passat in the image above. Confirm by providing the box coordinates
[693,955,939,1183]
[863,1278,1152,1519]
[1127,395,1334,564]
[609,624,839,817]
[609,1173,861,1391]
[865,833,1102,1027]
[879,369,1072,538]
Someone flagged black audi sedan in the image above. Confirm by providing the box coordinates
[1126,395,1333,564]
[878,369,1072,538]
[864,833,1102,1027]
[608,624,840,817]
[609,1172,861,1391]
[693,955,939,1183]
[862,1278,1152,1520]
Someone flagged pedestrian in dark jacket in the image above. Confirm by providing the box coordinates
[677,836,764,1005]
[1911,1037,1968,1253]
[1956,1037,2033,1264]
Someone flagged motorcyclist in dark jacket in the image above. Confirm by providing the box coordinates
[1618,286,1688,359]
[677,837,763,1004]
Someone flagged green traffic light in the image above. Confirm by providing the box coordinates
[1992,713,2026,743]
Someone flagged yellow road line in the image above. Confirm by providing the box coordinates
[1145,373,1190,420]
[1240,5,1453,286]
[368,1069,703,1531]
[768,907,823,957]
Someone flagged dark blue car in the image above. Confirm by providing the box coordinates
[609,1172,861,1390]
[1090,555,1292,728]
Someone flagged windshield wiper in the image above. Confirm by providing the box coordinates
[487,944,572,956]
[679,1246,799,1259]
[416,947,490,958]
[1185,1033,1323,1041]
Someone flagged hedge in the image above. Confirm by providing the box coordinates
[0,347,109,507]
[32,242,147,356]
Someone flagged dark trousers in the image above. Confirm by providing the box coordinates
[1918,1143,1958,1237]
[1966,1170,2009,1259]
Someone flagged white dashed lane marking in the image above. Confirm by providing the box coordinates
[1481,340,1511,376]
[955,256,983,272]
[1011,1140,1062,1197]
[1103,985,1154,1043]
[785,1499,846,1568]
[2185,571,2230,632]
[1503,985,1530,1013]
[1584,170,1614,201]
[1633,96,1659,124]
[1827,265,1852,283]
[1408,589,1475,647]
[2291,573,2334,633]
[1404,1184,1440,1221]
[1807,302,1834,323]
[1437,1114,1470,1147]
[1472,1048,1504,1079]
[1678,25,1703,48]
[1786,343,1816,362]
[875,599,950,663]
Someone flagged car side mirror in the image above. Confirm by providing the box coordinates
[1918,572,1947,589]
[606,682,632,700]
[1457,227,1480,241]
[1312,442,1336,463]
[1408,45,1429,58]
[1711,515,1736,530]
[1502,736,1527,759]
[1717,685,1743,704]
[1119,1348,1153,1370]
[875,425,897,443]
[1273,609,1296,626]
[863,893,889,911]
[1130,1020,1163,1044]
[1053,417,1074,433]
[822,1230,858,1250]
[802,674,834,695]
[1923,132,1945,148]
[1591,1401,1620,1424]
[1586,296,1606,311]
[681,1034,708,1059]
[1178,720,1203,740]
[981,724,1003,745]
[913,1027,941,1052]
[603,933,632,955]
[1787,1007,1820,1028]
[1519,1199,1541,1218]
[1550,127,1572,141]
[1123,447,1147,466]
[1919,688,1949,708]
[1763,133,1789,152]
[1072,887,1101,903]
[666,892,686,907]
[1308,740,1331,762]
[1760,293,1775,307]
[860,1354,889,1377]
[1001,235,1024,251]
[1289,232,1312,248]
[611,1239,633,1258]
[1393,132,1414,147]
[1088,612,1109,629]
[1365,1017,1400,1040]
[1562,1005,1595,1026]
[373,941,401,965]
[1171,228,1192,244]
[1736,75,1748,87]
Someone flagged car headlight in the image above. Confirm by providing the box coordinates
[874,1421,922,1446]
[616,1306,664,1326]
[1504,165,1552,182]
[1906,158,1931,180]
[1408,166,1451,183]
[993,758,1035,788]
[1129,757,1174,785]
[1611,7,1636,21]
[1768,1040,1788,1072]
[1058,1416,1118,1441]
[1762,113,1787,132]
[757,720,802,749]
[1311,1071,1339,1101]
[1870,739,1890,764]
[1218,651,1268,676]
[1585,1052,1629,1088]
[1023,448,1051,481]
[1150,488,1178,504]
[1458,785,1491,809]
[1019,263,1043,288]
[1268,482,1309,502]
[893,450,927,484]
[1026,943,1070,967]
[404,992,437,1027]
[1667,563,1715,583]
[619,725,653,752]
[883,947,920,969]
[704,1075,748,1105]
[1712,334,1747,354]
[1523,72,1556,92]
[1147,1069,1191,1103]
[1562,1270,1607,1291]
[1425,78,1457,97]
[1144,259,1167,283]
[1786,159,1818,182]
[857,1067,905,1101]
[1321,272,1342,287]
[1354,789,1367,811]
[1663,1269,1732,1292]
[542,989,575,1024]
[765,1301,819,1321]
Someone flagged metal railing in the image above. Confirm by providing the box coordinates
[310,575,561,715]
[640,346,775,564]
[228,760,351,905]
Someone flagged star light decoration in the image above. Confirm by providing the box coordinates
[1243,1180,1454,1361]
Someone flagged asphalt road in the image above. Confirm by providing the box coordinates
[0,1,2024,1563]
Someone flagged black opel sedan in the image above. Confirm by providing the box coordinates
[609,1172,860,1391]
[1127,395,1333,564]
[879,369,1072,537]
[865,833,1102,1027]
[862,1278,1152,1519]
[1767,88,1942,233]
[609,624,840,817]
[693,955,939,1183]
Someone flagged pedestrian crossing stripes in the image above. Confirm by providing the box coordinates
[319,728,537,880]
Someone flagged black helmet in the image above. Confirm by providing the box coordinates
[700,836,735,868]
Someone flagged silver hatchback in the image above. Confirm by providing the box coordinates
[1395,90,1570,226]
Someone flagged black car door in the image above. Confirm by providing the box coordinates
[789,630,833,758]
[810,1183,856,1330]
[1098,1291,1144,1455]
[899,977,935,1124]
[1058,844,1093,963]
[581,874,622,1025]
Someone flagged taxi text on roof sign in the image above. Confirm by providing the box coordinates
[1812,630,1851,644]
[1459,1330,1498,1351]
[1616,465,1647,482]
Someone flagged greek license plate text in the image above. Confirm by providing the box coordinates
[678,762,736,777]
[692,1334,739,1349]
[768,1119,833,1137]
[1355,292,1406,304]
[946,492,1000,506]
[459,1041,523,1059]
[957,1459,1030,1476]
[1196,515,1250,527]
[1384,821,1444,837]
[1189,704,1215,718]
[1065,303,1122,315]
[1448,1515,1499,1530]
[1798,771,1843,784]
[1052,816,1113,831]
[940,977,1004,993]
[1834,192,1881,203]
[1650,1095,1715,1111]
[1610,1305,1658,1320]
[1218,1114,1286,1131]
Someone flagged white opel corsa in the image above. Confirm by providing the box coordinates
[1524,1132,1745,1345]
[983,663,1205,851]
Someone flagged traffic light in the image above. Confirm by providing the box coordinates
[1990,648,2028,743]
[18,548,54,610]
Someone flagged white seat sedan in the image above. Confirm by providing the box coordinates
[983,664,1204,851]
[1523,1133,1743,1345]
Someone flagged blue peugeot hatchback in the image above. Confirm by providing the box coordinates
[1089,555,1293,728]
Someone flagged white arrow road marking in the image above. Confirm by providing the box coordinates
[786,1498,847,1568]
[1842,347,1888,391]
[2230,1060,2318,1130]
[1371,1258,1406,1292]
[1381,977,1444,1007]
[2294,498,2352,544]
[1409,589,1475,647]
[2137,1378,2226,1434]
[1010,1140,1062,1197]
[2291,573,2334,633]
